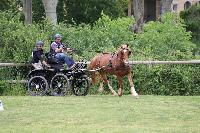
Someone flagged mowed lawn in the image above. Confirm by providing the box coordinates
[0,95,200,133]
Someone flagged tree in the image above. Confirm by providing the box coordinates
[132,0,144,33]
[42,0,58,24]
[23,0,32,24]
[180,5,200,54]
[63,0,128,24]
[0,0,11,11]
[0,0,22,12]
[32,0,45,23]
[131,0,174,33]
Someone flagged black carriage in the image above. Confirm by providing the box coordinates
[27,61,91,96]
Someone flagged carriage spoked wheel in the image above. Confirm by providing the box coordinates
[72,75,90,96]
[50,74,70,96]
[28,76,48,96]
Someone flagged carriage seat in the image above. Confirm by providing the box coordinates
[44,52,65,70]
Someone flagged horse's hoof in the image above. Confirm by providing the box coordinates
[131,91,138,96]
[113,93,118,96]
[132,94,139,99]
[118,94,122,97]
[135,96,139,99]
[132,92,139,98]
[117,91,122,97]
[134,93,138,96]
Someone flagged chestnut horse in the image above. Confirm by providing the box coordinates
[89,44,138,97]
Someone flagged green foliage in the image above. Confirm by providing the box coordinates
[0,80,6,95]
[0,11,55,62]
[0,11,199,96]
[133,13,195,61]
[1,83,26,96]
[0,0,21,12]
[61,0,128,24]
[1,0,128,25]
[180,5,200,36]
[49,13,134,60]
[180,4,200,54]
[134,65,200,96]
[0,66,29,95]
[0,0,11,11]
[0,78,26,96]
[32,0,46,23]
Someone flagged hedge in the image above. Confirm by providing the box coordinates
[0,11,199,95]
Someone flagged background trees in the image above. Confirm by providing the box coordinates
[42,0,58,24]
[0,0,200,96]
[32,0,45,23]
[61,0,128,24]
[0,0,22,12]
[0,10,199,95]
[0,0,11,11]
[180,4,200,55]
[13,0,128,24]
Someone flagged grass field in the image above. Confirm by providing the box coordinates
[0,95,200,133]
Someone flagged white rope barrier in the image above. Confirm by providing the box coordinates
[1,60,200,67]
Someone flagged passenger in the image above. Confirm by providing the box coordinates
[32,41,50,69]
[50,34,75,69]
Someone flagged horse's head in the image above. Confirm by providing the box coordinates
[117,44,131,66]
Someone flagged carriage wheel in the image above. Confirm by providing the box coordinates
[72,75,90,96]
[28,76,48,96]
[50,74,70,96]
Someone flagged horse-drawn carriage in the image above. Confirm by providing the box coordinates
[27,58,91,96]
[27,43,138,97]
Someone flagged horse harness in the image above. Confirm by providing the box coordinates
[95,53,113,68]
[108,53,115,68]
[96,51,130,71]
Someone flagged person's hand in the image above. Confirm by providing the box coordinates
[43,64,51,69]
[66,48,72,52]
[46,64,51,68]
[60,47,64,52]
[42,61,51,68]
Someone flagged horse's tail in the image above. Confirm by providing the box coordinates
[88,56,99,85]
[91,71,98,85]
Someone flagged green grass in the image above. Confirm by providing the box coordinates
[0,95,200,133]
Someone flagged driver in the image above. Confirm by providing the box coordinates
[50,34,75,69]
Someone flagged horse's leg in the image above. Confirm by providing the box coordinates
[108,80,118,96]
[91,71,101,85]
[98,82,104,92]
[117,76,123,97]
[100,73,118,96]
[127,70,138,97]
